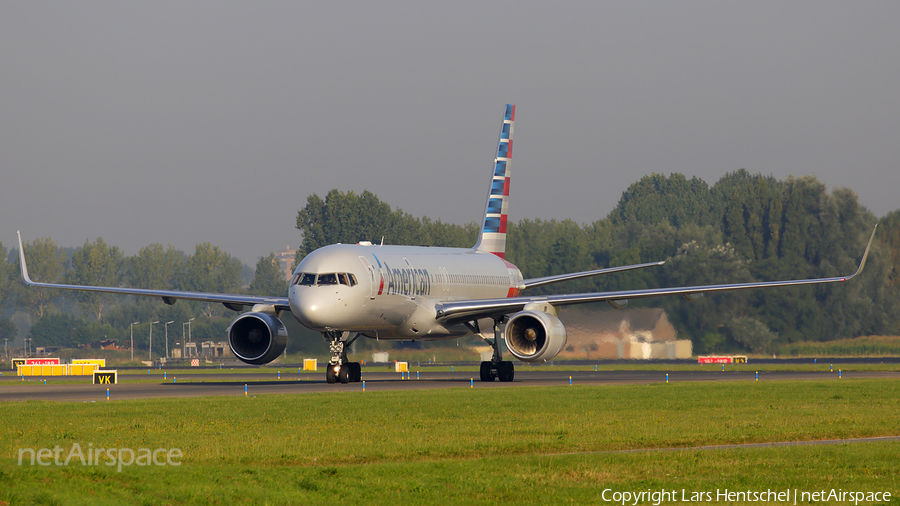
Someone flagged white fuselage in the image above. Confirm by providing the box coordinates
[288,243,523,339]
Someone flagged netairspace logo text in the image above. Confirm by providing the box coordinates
[18,443,182,473]
[601,488,892,505]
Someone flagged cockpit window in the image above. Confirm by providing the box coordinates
[295,272,359,287]
[317,273,338,285]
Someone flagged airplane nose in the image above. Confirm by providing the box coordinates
[289,287,336,329]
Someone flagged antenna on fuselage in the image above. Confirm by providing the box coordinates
[380,236,384,247]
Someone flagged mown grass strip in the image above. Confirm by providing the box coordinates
[3,439,897,505]
[1,379,897,504]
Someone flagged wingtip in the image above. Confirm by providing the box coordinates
[850,225,878,279]
[16,231,32,285]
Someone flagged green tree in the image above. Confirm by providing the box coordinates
[295,189,476,264]
[0,241,10,306]
[68,238,124,320]
[0,318,17,354]
[723,190,751,258]
[609,173,719,228]
[296,190,395,256]
[878,210,900,288]
[765,194,783,259]
[127,243,184,289]
[725,316,778,354]
[250,253,288,296]
[659,238,753,342]
[16,237,66,318]
[712,170,783,261]
[182,243,242,317]
[28,313,88,348]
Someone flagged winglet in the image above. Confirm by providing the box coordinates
[846,224,877,280]
[16,231,34,285]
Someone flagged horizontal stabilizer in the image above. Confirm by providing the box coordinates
[520,261,665,291]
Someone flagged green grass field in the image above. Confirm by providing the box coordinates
[775,335,900,357]
[1,379,898,505]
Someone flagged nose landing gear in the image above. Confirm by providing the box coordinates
[323,331,363,384]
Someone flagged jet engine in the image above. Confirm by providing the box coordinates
[504,310,567,363]
[228,312,288,365]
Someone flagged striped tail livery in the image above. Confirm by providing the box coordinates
[474,104,514,259]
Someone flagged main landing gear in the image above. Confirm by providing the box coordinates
[323,331,362,384]
[467,319,515,382]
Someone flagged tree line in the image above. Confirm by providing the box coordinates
[2,170,898,357]
[295,171,900,354]
[0,240,289,353]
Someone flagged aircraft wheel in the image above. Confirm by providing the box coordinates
[498,361,515,382]
[338,365,350,384]
[326,365,337,384]
[479,361,495,382]
[349,362,362,382]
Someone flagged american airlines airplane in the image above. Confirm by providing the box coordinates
[18,104,876,384]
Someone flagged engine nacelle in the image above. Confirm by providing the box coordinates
[504,310,567,363]
[228,312,288,365]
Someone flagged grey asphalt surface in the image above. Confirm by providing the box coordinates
[1,368,897,402]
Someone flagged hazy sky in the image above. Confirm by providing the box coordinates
[3,2,898,265]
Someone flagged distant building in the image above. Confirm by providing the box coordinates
[556,307,692,360]
[276,247,297,281]
[79,339,122,350]
[201,340,232,358]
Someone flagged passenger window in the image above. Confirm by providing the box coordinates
[318,273,338,285]
[299,273,316,285]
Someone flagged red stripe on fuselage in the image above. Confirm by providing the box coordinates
[506,287,519,297]
[377,275,384,295]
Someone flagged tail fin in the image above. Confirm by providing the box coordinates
[474,104,515,258]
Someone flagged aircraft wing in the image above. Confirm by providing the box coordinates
[16,232,290,312]
[520,261,665,290]
[435,226,877,323]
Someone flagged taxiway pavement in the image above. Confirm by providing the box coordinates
[1,368,897,402]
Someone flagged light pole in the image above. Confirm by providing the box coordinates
[184,318,195,357]
[164,321,174,359]
[149,321,159,361]
[130,321,140,362]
